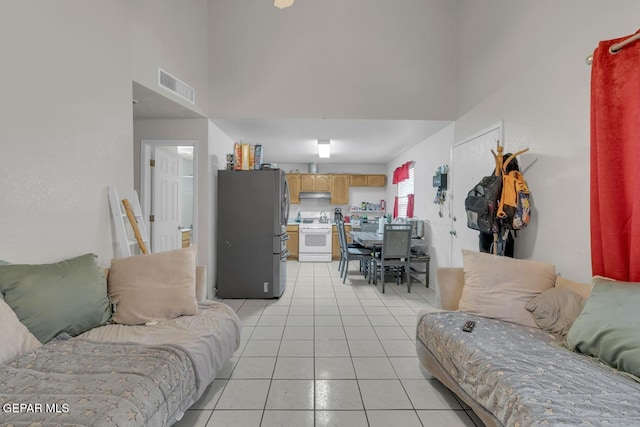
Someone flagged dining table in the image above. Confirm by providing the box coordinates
[348,230,431,286]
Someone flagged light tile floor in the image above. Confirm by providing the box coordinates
[174,261,484,427]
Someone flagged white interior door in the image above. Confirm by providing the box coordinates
[152,146,183,252]
[450,122,502,266]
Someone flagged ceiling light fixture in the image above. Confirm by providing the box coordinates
[318,139,331,158]
[274,0,295,9]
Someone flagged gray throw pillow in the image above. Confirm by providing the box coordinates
[0,253,111,343]
[525,287,585,338]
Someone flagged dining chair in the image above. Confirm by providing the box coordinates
[336,220,364,274]
[371,223,412,293]
[338,220,373,283]
[360,220,383,262]
[360,220,378,232]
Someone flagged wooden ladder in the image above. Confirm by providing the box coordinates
[108,187,150,258]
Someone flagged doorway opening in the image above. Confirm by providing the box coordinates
[140,140,198,253]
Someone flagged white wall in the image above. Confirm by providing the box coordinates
[0,1,132,265]
[207,121,236,296]
[454,0,640,283]
[387,124,456,286]
[129,0,210,116]
[207,0,458,120]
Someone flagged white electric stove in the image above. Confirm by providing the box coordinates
[298,212,333,262]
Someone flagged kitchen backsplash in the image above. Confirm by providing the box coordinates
[288,186,387,223]
[291,199,344,221]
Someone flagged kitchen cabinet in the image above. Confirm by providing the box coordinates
[330,174,349,205]
[286,225,299,259]
[181,230,191,248]
[367,174,386,187]
[332,224,351,259]
[350,174,386,187]
[288,173,301,204]
[349,175,368,186]
[300,174,330,191]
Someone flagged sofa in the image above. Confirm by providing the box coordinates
[416,250,640,427]
[0,247,241,426]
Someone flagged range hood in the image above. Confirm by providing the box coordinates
[299,191,331,200]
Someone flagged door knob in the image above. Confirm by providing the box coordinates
[449,230,457,236]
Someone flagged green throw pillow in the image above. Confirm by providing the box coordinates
[567,276,640,377]
[0,253,111,343]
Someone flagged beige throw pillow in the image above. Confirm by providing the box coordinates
[458,250,556,328]
[555,275,592,299]
[108,246,198,325]
[525,287,585,337]
[0,297,42,363]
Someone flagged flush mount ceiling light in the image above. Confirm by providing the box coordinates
[274,0,295,9]
[317,139,331,158]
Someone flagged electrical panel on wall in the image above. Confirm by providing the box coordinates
[433,165,448,217]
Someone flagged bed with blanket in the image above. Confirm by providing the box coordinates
[1,340,196,426]
[418,253,640,426]
[80,300,241,407]
[417,311,640,426]
[0,248,241,427]
[0,303,240,427]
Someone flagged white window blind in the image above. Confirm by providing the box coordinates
[397,165,414,217]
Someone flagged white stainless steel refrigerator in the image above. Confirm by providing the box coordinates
[216,169,290,298]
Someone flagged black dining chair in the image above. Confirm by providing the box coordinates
[337,220,373,283]
[336,220,366,274]
[371,223,412,293]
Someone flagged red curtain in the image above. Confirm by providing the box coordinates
[590,30,640,281]
[392,161,411,184]
[406,194,415,218]
[393,196,399,219]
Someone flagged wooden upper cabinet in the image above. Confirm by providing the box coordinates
[315,174,331,191]
[300,174,315,191]
[350,174,386,187]
[330,174,349,205]
[367,174,386,187]
[288,173,301,204]
[349,175,367,186]
[300,174,330,191]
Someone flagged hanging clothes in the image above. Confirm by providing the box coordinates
[590,30,640,281]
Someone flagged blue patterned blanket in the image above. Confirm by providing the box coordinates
[0,339,196,426]
[417,311,640,426]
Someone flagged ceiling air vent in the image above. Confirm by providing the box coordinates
[158,68,195,104]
